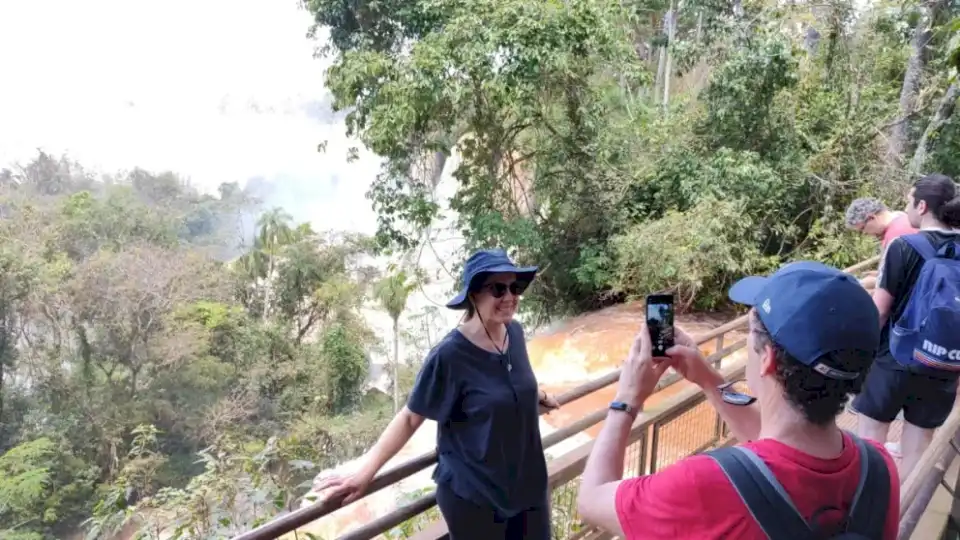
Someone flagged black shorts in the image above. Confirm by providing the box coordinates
[852,360,959,429]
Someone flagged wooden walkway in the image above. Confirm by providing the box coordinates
[838,408,904,466]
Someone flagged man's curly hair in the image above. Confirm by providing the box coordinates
[844,197,887,229]
[750,311,873,426]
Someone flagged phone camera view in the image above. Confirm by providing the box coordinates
[646,297,675,357]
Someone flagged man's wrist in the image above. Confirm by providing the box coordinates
[694,367,725,390]
[608,402,641,421]
[612,392,644,410]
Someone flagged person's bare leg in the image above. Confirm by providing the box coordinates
[899,422,935,483]
[857,413,891,446]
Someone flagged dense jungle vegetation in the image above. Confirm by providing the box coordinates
[3,0,960,538]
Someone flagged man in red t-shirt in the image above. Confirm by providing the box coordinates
[576,262,900,539]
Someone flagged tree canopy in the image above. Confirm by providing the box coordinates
[309,0,960,321]
[0,153,395,539]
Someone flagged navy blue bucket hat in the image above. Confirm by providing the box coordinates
[446,249,538,310]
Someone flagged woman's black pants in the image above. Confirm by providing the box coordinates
[435,483,551,540]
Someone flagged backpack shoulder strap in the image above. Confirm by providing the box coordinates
[843,433,891,538]
[707,446,812,540]
[900,233,937,261]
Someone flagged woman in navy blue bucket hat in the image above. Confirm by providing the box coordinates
[315,248,560,539]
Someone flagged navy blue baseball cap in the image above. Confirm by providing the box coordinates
[728,261,880,380]
[446,249,538,309]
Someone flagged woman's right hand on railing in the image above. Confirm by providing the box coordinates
[309,408,422,507]
[312,469,375,506]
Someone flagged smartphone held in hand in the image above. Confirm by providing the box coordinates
[645,294,675,357]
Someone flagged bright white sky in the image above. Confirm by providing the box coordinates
[0,0,382,233]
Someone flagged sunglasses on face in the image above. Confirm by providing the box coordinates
[718,379,757,406]
[480,281,529,298]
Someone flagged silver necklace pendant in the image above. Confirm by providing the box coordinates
[507,363,512,371]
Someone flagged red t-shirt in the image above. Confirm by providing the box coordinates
[615,433,899,539]
[882,212,917,249]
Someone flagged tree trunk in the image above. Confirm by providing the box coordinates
[654,13,669,103]
[696,12,703,44]
[886,0,945,175]
[909,82,960,175]
[0,358,4,424]
[262,255,273,321]
[662,1,677,112]
[392,317,400,413]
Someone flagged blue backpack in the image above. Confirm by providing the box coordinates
[707,434,889,539]
[889,233,960,372]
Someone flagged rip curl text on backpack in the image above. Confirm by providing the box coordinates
[889,233,960,372]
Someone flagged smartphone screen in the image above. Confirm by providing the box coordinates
[646,294,675,357]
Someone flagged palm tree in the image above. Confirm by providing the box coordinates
[373,267,418,412]
[247,208,294,320]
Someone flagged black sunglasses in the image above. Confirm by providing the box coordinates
[480,281,529,298]
[718,379,757,406]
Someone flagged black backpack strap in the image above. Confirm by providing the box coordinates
[843,433,891,538]
[708,446,812,540]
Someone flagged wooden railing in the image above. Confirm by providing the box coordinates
[235,257,883,540]
[898,392,960,539]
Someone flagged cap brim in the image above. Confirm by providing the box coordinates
[728,276,768,306]
[729,261,843,306]
[445,265,539,310]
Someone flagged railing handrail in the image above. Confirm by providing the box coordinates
[897,389,960,539]
[234,255,880,540]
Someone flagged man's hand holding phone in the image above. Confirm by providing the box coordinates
[615,323,674,410]
[664,327,724,390]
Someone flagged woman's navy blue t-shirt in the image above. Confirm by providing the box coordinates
[406,320,548,518]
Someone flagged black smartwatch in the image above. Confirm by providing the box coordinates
[609,400,639,419]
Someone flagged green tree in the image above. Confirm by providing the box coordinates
[307,0,959,320]
[0,152,388,538]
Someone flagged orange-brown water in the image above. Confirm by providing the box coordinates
[530,302,742,438]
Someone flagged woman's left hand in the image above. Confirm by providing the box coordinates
[539,390,561,411]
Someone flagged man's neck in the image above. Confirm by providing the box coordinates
[919,215,950,231]
[758,397,844,459]
[878,210,899,230]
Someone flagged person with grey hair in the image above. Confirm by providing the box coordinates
[844,197,917,292]
[845,197,916,250]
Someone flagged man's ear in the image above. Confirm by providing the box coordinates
[760,344,778,377]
